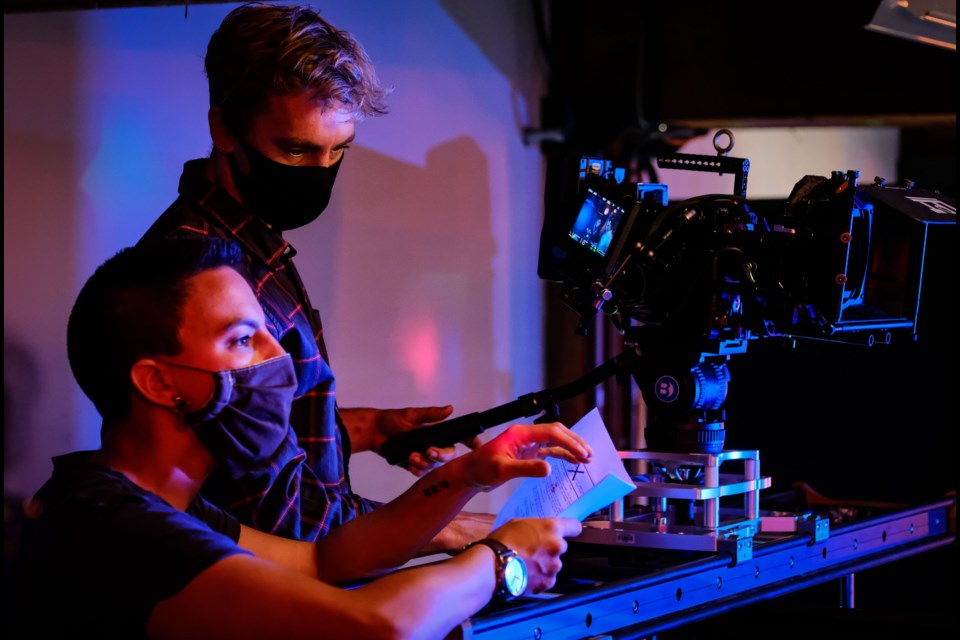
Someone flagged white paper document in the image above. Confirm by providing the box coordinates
[493,407,635,528]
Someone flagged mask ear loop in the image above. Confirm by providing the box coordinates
[157,359,226,425]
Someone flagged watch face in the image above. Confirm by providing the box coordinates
[503,556,528,597]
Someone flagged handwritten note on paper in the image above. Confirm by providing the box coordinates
[493,407,635,528]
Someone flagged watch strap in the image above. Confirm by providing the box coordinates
[463,538,519,600]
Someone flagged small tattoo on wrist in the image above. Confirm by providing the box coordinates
[422,480,450,497]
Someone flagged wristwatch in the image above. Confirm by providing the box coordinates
[465,538,528,600]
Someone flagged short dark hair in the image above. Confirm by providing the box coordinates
[206,2,390,136]
[67,237,245,423]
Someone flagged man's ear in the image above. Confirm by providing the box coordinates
[130,359,177,408]
[208,106,235,154]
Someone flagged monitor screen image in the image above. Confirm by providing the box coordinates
[568,188,626,257]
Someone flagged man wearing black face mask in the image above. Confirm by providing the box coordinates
[225,137,342,230]
[139,3,488,553]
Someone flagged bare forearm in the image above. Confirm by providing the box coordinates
[149,551,494,640]
[339,407,377,453]
[419,511,495,555]
[353,544,495,639]
[315,456,479,581]
[237,525,321,578]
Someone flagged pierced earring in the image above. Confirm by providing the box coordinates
[172,396,191,431]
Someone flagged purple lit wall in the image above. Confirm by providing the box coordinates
[3,1,898,517]
[3,1,549,515]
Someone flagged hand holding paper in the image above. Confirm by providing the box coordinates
[462,421,593,491]
[494,408,635,528]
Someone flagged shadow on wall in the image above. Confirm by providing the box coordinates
[4,335,42,490]
[292,135,513,512]
[289,135,499,412]
[4,334,42,630]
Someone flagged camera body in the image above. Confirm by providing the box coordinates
[538,147,954,453]
[539,150,956,353]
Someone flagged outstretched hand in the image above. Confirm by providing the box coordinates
[463,422,592,491]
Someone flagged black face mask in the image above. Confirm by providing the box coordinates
[227,139,342,231]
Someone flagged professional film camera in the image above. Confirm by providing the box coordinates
[381,130,955,555]
[538,131,956,454]
[531,130,955,552]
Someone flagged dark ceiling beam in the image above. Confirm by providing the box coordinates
[3,0,230,13]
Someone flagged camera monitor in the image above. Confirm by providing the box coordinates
[568,187,626,259]
[551,172,643,288]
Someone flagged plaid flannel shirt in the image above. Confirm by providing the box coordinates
[139,159,379,540]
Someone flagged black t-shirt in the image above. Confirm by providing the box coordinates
[11,451,249,639]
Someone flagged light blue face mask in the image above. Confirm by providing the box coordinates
[163,354,298,479]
